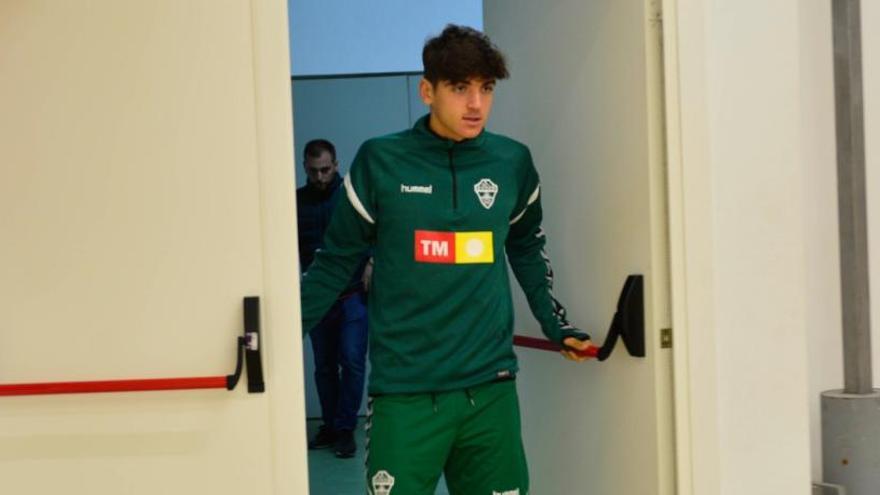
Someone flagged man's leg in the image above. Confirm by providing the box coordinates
[308,301,343,449]
[366,392,458,495]
[333,292,368,457]
[444,381,529,495]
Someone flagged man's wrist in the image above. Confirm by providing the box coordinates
[560,329,591,344]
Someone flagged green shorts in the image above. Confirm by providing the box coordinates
[365,380,529,495]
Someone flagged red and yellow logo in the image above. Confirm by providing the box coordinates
[414,230,494,264]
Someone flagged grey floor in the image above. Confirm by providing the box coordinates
[306,419,450,495]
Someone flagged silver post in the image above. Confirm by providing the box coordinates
[832,0,872,395]
[822,4,877,492]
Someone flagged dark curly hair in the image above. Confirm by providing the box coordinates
[422,25,509,84]
[303,138,336,162]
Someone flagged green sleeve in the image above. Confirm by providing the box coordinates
[505,158,588,345]
[300,145,377,336]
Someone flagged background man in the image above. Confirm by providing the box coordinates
[296,139,370,459]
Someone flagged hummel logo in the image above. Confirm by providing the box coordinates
[401,184,433,194]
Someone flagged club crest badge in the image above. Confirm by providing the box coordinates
[372,470,395,495]
[474,178,499,209]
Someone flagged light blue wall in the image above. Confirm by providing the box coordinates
[288,0,482,76]
[294,74,425,418]
[292,74,426,188]
[407,75,428,124]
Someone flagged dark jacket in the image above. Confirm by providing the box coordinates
[296,174,366,294]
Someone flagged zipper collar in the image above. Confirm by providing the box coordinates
[413,114,487,151]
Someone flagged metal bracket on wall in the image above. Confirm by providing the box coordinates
[226,296,265,393]
[513,275,646,362]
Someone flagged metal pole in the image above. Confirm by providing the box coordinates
[822,4,878,493]
[832,0,872,395]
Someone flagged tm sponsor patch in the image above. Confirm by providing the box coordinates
[414,230,494,264]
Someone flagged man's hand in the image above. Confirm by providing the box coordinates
[560,336,596,362]
[362,257,374,292]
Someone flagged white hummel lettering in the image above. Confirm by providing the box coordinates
[492,490,520,495]
[401,184,433,194]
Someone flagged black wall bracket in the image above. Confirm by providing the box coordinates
[226,296,266,393]
[595,275,646,361]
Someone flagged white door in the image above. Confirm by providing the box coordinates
[0,1,308,494]
[484,1,675,494]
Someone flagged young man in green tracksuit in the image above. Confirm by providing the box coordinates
[300,25,593,495]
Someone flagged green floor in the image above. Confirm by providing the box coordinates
[306,418,450,495]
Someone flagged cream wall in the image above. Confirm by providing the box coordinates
[668,0,814,492]
[800,0,843,482]
[0,1,307,493]
[866,3,880,394]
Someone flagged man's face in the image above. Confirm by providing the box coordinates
[420,77,496,142]
[304,150,338,190]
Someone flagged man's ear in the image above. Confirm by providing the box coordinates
[419,78,434,106]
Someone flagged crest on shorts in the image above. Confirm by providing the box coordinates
[372,470,396,495]
[474,178,499,209]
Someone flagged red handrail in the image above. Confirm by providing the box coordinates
[0,376,228,397]
[513,334,599,358]
[0,297,265,398]
[0,336,585,397]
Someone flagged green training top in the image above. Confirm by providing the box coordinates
[300,115,585,395]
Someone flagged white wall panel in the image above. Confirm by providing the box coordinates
[670,0,814,492]
[0,1,306,493]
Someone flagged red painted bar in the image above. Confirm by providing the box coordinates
[0,336,588,397]
[513,334,599,358]
[0,376,228,397]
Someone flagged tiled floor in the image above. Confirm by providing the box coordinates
[306,419,450,495]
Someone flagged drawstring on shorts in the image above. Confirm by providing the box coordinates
[430,389,476,414]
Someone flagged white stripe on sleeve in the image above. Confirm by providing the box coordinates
[344,174,375,225]
[509,185,541,225]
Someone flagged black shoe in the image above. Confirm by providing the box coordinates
[334,429,356,458]
[308,425,337,450]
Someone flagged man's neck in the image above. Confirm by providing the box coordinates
[307,175,339,193]
[428,114,465,142]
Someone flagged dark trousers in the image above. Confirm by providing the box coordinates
[310,291,368,431]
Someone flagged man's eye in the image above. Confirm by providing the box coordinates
[482,85,495,93]
[454,85,467,93]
